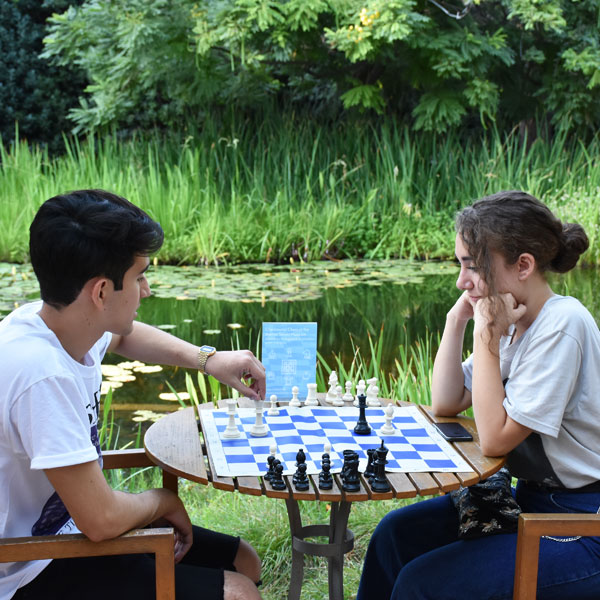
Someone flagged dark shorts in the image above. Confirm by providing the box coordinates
[13,525,240,600]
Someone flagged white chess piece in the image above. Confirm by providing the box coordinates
[367,384,382,407]
[331,384,344,406]
[329,370,339,387]
[324,441,332,454]
[380,403,396,435]
[342,381,354,403]
[305,382,319,406]
[270,443,278,458]
[268,394,280,415]
[223,398,241,438]
[354,379,366,407]
[326,371,338,404]
[289,385,301,407]
[249,400,268,437]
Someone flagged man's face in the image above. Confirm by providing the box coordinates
[103,255,151,335]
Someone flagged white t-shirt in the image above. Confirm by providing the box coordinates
[462,294,600,488]
[0,302,111,599]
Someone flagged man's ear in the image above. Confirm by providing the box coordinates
[517,253,536,280]
[87,277,110,308]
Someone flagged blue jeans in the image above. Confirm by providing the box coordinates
[357,481,600,600]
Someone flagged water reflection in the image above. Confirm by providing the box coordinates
[2,260,599,445]
[103,266,600,443]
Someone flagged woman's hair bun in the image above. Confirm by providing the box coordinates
[550,222,589,273]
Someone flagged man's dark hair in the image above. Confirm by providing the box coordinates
[29,189,164,308]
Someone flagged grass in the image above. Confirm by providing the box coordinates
[106,460,418,600]
[2,120,600,265]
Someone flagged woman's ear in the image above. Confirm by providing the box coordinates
[517,253,536,280]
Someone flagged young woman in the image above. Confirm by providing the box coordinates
[357,191,600,600]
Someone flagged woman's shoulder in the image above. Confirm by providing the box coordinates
[539,294,598,335]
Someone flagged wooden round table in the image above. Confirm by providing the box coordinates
[144,398,505,600]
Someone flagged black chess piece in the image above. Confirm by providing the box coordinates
[354,393,371,435]
[293,463,310,491]
[270,461,287,490]
[363,447,376,480]
[318,455,333,490]
[341,451,361,492]
[371,440,391,493]
[265,454,276,482]
[341,449,355,483]
[296,448,306,466]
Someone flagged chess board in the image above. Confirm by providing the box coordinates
[200,405,473,478]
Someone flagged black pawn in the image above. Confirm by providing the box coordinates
[265,454,276,482]
[354,393,371,435]
[270,462,287,490]
[294,463,309,491]
[319,456,333,490]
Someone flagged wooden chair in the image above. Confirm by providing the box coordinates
[0,449,176,600]
[513,512,600,599]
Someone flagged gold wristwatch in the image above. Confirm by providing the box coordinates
[197,345,216,374]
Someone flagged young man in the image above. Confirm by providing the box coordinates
[0,190,266,600]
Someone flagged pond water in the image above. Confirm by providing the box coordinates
[1,260,599,445]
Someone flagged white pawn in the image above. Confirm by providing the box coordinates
[324,441,332,454]
[270,443,278,459]
[367,384,382,407]
[342,381,354,403]
[268,394,280,416]
[354,379,366,407]
[289,385,301,407]
[305,383,319,406]
[330,384,344,407]
[223,398,241,438]
[380,403,396,435]
[249,400,268,437]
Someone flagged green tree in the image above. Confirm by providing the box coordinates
[41,0,600,135]
[0,0,86,151]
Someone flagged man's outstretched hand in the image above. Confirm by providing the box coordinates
[204,350,266,401]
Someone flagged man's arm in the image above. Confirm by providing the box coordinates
[45,460,192,562]
[108,321,266,400]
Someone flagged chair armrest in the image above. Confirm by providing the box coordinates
[0,528,175,600]
[102,448,154,470]
[513,513,600,600]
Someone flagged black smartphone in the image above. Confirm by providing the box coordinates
[432,422,473,441]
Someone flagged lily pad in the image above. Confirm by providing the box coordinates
[0,259,458,314]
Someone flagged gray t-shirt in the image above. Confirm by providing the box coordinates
[462,294,600,488]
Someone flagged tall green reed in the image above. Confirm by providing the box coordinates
[2,120,600,265]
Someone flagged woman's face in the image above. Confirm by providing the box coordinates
[455,234,487,301]
[454,234,518,301]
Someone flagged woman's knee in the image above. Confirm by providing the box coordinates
[223,571,262,600]
[232,538,261,584]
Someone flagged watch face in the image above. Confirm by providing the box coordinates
[199,345,216,353]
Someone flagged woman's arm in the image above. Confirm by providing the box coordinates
[431,292,474,416]
[471,294,531,455]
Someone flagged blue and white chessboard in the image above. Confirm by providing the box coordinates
[201,405,473,478]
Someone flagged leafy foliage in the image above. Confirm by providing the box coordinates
[0,0,86,152]
[40,0,600,136]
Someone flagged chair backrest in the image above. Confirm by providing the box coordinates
[513,513,600,599]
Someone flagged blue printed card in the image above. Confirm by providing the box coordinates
[262,322,317,400]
